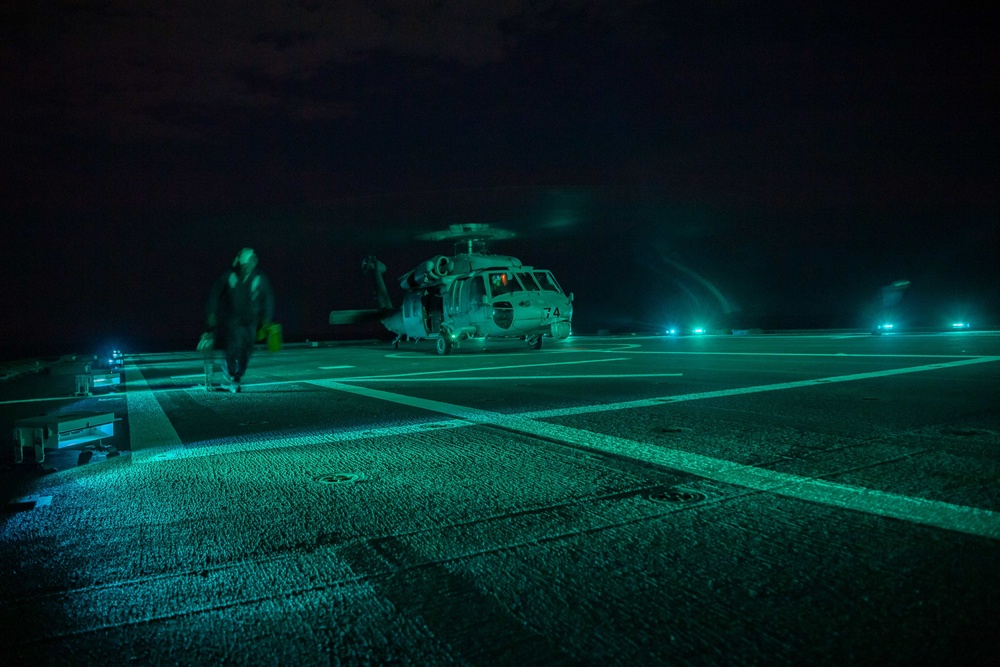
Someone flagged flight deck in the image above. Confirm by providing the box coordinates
[1,332,998,665]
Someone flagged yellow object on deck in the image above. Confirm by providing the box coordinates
[257,323,283,351]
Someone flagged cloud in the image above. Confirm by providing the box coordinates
[3,0,575,147]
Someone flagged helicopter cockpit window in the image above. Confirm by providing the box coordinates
[489,271,520,297]
[517,272,541,291]
[533,271,563,293]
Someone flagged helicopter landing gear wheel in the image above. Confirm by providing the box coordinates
[526,334,543,350]
[437,334,453,355]
[392,335,401,349]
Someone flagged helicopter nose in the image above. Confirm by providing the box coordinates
[542,294,572,319]
[513,295,572,330]
[550,321,571,339]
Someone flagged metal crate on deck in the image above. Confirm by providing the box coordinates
[13,412,115,464]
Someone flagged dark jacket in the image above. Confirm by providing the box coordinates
[207,268,275,331]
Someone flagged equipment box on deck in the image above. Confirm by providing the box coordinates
[13,412,115,464]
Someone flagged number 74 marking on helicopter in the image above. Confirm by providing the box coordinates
[329,224,574,354]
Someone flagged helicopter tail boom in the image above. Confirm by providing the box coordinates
[328,309,386,325]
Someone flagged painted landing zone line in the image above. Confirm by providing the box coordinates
[346,374,683,382]
[117,356,1000,537]
[146,420,472,462]
[124,363,184,458]
[114,359,619,459]
[0,396,94,405]
[519,356,1000,419]
[356,357,625,380]
[310,355,1000,541]
[584,346,982,358]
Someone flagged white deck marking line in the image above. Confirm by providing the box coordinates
[124,363,184,459]
[145,420,471,461]
[340,374,683,383]
[364,357,625,379]
[588,350,980,358]
[0,396,83,405]
[309,378,1000,540]
[155,358,619,390]
[520,356,1000,419]
[170,373,205,379]
[386,346,614,358]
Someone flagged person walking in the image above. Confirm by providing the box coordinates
[205,248,275,392]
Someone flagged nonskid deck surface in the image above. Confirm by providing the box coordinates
[2,333,999,665]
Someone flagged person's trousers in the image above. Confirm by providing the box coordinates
[224,323,257,381]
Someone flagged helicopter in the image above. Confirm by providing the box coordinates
[329,223,574,354]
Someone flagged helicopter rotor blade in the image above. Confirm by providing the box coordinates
[414,223,517,243]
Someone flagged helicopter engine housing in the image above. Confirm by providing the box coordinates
[401,255,453,289]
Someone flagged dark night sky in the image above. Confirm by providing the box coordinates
[2,1,998,359]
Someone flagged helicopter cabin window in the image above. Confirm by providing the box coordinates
[517,272,541,291]
[533,271,563,293]
[449,278,465,314]
[468,276,487,309]
[489,271,520,298]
